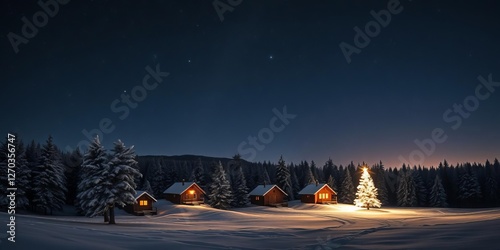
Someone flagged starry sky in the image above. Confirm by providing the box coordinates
[1,0,499,167]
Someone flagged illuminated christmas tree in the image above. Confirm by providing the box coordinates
[354,166,381,210]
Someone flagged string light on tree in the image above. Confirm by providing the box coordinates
[354,165,381,210]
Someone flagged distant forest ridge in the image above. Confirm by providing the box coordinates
[137,154,500,208]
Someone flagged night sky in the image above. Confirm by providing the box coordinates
[1,0,499,167]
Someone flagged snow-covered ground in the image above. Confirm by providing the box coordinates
[2,201,500,249]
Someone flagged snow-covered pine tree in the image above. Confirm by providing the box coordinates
[76,136,110,219]
[310,160,321,182]
[327,174,336,192]
[290,165,300,199]
[209,161,233,209]
[107,139,142,224]
[151,164,167,197]
[0,136,30,208]
[189,158,205,187]
[397,169,417,207]
[141,179,154,195]
[354,166,381,209]
[260,166,271,185]
[32,136,67,214]
[340,169,355,204]
[373,161,388,205]
[458,168,482,207]
[304,164,316,187]
[231,165,249,207]
[275,156,293,200]
[429,175,448,207]
[411,168,428,206]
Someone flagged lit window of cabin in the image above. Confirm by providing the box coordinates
[140,200,148,206]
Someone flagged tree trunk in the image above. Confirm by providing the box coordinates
[104,208,109,223]
[109,205,116,224]
[366,203,370,210]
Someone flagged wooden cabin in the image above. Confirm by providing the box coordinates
[248,184,288,207]
[298,183,337,204]
[163,181,206,205]
[124,190,158,215]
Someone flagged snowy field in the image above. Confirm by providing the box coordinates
[2,201,500,250]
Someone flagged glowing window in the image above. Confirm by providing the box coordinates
[140,200,148,206]
[326,193,329,199]
[256,197,260,201]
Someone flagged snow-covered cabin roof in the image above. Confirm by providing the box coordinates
[249,185,287,196]
[298,183,336,195]
[134,190,157,202]
[163,182,206,195]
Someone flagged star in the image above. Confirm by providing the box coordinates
[269,55,274,60]
[188,59,191,63]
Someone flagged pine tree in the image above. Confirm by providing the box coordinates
[327,174,336,192]
[151,164,167,197]
[304,164,316,187]
[373,161,389,205]
[209,161,233,209]
[261,167,271,185]
[141,179,154,195]
[107,139,142,224]
[310,161,320,182]
[458,168,482,207]
[76,136,110,219]
[275,156,293,200]
[231,165,249,207]
[32,136,67,214]
[397,169,417,207]
[290,166,300,199]
[412,169,427,206]
[189,159,205,187]
[340,169,355,204]
[63,148,82,206]
[485,176,498,206]
[354,166,381,209]
[429,175,448,207]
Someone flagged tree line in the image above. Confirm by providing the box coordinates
[1,134,499,222]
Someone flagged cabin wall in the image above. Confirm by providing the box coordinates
[180,184,205,204]
[300,194,316,203]
[263,188,286,205]
[134,196,153,211]
[250,195,265,206]
[124,194,155,215]
[165,194,182,204]
[316,186,336,204]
